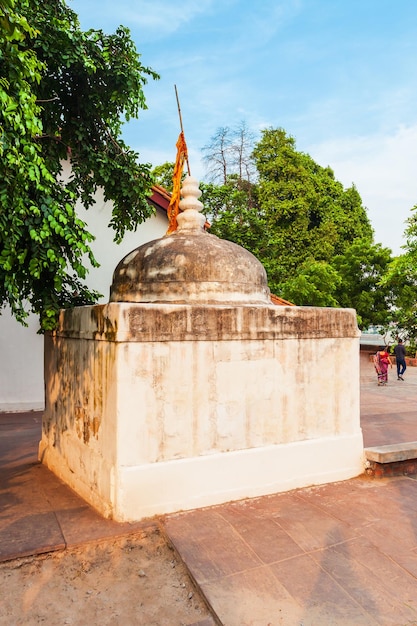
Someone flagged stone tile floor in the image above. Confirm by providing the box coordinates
[162,354,417,625]
[0,411,155,562]
[1,351,417,624]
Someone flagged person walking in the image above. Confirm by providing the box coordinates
[393,338,407,381]
[373,346,392,386]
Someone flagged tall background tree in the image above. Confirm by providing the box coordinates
[202,121,256,186]
[199,126,393,328]
[0,0,159,329]
[381,206,417,346]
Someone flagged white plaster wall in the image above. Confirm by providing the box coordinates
[115,337,357,464]
[0,309,45,411]
[42,332,119,517]
[0,188,167,412]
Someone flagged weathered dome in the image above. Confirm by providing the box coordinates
[109,176,270,305]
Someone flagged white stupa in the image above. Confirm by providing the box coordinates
[40,176,364,521]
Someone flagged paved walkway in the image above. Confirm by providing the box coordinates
[1,352,417,624]
[0,412,155,563]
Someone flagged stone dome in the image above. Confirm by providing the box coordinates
[109,176,270,305]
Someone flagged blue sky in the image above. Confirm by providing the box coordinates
[71,0,417,254]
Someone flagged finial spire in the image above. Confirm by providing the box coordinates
[176,175,206,231]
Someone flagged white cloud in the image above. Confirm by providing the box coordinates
[74,0,220,40]
[308,125,417,254]
[109,0,218,38]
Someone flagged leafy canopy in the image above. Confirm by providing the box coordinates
[201,126,393,327]
[0,0,159,330]
[381,206,417,342]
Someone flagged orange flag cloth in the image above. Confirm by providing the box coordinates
[166,131,188,234]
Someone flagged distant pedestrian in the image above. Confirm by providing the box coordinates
[373,346,392,386]
[393,338,407,381]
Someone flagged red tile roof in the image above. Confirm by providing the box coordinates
[270,293,295,306]
[148,184,171,212]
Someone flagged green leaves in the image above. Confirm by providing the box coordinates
[281,260,342,308]
[0,0,159,330]
[381,205,417,341]
[202,125,393,325]
[332,238,393,329]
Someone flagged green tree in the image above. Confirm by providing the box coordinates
[203,182,268,281]
[152,162,175,192]
[382,206,417,342]
[0,0,159,330]
[252,128,373,284]
[204,126,391,325]
[280,260,341,307]
[332,238,393,329]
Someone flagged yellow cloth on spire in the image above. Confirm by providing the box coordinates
[166,132,188,234]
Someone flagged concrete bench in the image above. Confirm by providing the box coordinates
[365,442,417,464]
[364,442,417,477]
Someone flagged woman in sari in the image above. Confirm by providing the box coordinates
[373,346,392,386]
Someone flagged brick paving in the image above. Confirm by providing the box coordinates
[163,352,417,625]
[0,412,155,562]
[1,351,417,624]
